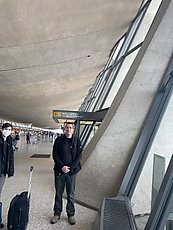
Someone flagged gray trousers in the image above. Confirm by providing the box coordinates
[0,175,6,198]
[53,172,76,217]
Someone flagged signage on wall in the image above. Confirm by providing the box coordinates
[53,108,108,122]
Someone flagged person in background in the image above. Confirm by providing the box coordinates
[26,132,31,144]
[50,122,83,225]
[14,131,20,149]
[12,131,20,151]
[0,123,14,228]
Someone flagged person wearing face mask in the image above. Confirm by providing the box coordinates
[0,122,14,228]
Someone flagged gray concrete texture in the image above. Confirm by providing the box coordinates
[75,0,173,213]
[0,0,141,128]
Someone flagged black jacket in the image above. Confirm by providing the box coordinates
[52,134,82,176]
[0,132,14,177]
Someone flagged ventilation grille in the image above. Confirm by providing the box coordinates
[102,198,137,230]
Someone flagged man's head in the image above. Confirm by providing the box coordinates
[1,122,13,138]
[64,122,74,138]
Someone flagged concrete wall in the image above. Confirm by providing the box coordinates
[132,90,173,215]
[75,0,173,213]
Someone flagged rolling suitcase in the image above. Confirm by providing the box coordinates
[7,166,33,230]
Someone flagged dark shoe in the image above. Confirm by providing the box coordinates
[0,223,4,228]
[68,216,76,225]
[50,215,60,224]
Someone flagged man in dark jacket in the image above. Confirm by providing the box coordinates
[0,122,14,228]
[50,122,82,225]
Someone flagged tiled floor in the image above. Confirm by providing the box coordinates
[1,136,97,230]
[1,135,149,230]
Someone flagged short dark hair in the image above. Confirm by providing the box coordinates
[2,122,13,130]
[64,122,75,128]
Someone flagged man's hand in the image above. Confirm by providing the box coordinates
[62,166,70,173]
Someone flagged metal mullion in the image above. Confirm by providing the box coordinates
[87,73,106,110]
[81,122,95,148]
[93,5,148,111]
[92,69,113,111]
[89,70,111,112]
[112,0,149,66]
[144,155,173,230]
[84,71,106,112]
[80,71,104,111]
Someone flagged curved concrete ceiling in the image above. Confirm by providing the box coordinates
[0,0,140,129]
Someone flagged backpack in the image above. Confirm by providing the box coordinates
[15,134,20,141]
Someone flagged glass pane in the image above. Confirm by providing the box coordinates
[131,92,173,227]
